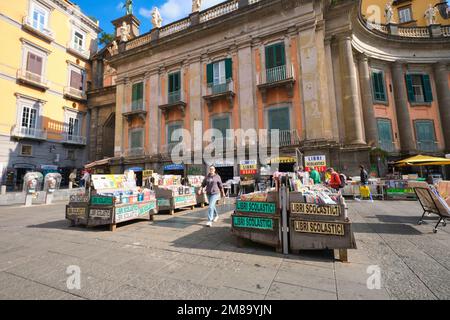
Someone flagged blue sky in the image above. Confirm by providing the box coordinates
[73,0,225,35]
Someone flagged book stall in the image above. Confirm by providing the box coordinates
[231,170,357,262]
[154,174,197,215]
[341,177,385,200]
[66,172,158,231]
[384,176,418,200]
[188,175,208,207]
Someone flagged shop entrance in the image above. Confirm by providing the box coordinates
[215,166,234,183]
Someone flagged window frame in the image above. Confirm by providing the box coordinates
[414,119,437,151]
[67,63,86,92]
[265,42,286,70]
[265,105,292,132]
[131,81,144,110]
[29,1,50,32]
[129,128,144,150]
[376,118,395,152]
[398,5,413,24]
[71,27,86,52]
[21,42,48,80]
[211,114,232,139]
[166,121,184,145]
[64,107,83,138]
[371,69,388,103]
[20,144,33,157]
[406,73,433,104]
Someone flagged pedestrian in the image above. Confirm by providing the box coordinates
[310,168,321,185]
[80,170,90,189]
[326,168,341,192]
[199,165,225,227]
[296,166,312,186]
[358,164,373,202]
[69,169,78,187]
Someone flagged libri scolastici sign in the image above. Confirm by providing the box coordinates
[233,215,274,230]
[115,202,156,223]
[236,201,276,214]
[291,203,341,216]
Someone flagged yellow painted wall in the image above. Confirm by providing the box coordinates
[0,0,99,137]
[362,0,449,26]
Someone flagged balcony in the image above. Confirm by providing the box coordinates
[64,87,87,102]
[123,100,147,123]
[11,126,47,141]
[379,140,395,153]
[257,65,295,103]
[124,147,146,158]
[66,42,90,60]
[17,69,49,91]
[158,90,187,120]
[62,133,87,146]
[417,141,438,153]
[259,129,301,148]
[203,80,235,111]
[22,16,54,42]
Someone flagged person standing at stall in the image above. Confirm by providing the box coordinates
[310,168,321,185]
[199,166,225,227]
[326,168,341,192]
[358,164,373,202]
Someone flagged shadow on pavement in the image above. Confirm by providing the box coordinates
[352,222,422,235]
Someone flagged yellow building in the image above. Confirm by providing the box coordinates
[0,0,100,190]
[362,0,449,26]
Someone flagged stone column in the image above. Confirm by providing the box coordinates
[238,42,256,131]
[114,79,125,157]
[391,62,415,153]
[338,35,365,145]
[149,70,160,155]
[357,54,378,147]
[434,62,450,152]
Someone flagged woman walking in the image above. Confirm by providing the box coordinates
[199,166,225,227]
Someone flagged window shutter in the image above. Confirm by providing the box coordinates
[376,72,386,101]
[422,74,433,102]
[132,83,137,102]
[70,70,82,89]
[265,46,274,70]
[174,72,180,91]
[405,74,415,103]
[27,53,42,75]
[225,58,232,80]
[168,73,174,93]
[206,63,213,85]
[276,43,285,67]
[137,82,143,100]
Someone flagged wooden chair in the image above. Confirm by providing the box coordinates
[411,181,449,233]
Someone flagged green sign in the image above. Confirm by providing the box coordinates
[174,195,196,205]
[232,216,274,230]
[91,196,113,206]
[115,202,156,223]
[236,201,276,214]
[158,198,171,207]
[386,188,415,195]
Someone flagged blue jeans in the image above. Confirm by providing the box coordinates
[207,193,220,222]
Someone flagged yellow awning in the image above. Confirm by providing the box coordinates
[395,155,450,167]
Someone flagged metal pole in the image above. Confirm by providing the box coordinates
[281,185,289,255]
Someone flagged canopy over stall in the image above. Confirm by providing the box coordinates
[395,155,450,167]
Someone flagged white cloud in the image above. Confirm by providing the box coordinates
[139,0,225,25]
[116,2,124,12]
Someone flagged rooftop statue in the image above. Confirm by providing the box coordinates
[123,0,133,15]
[384,1,394,24]
[424,4,438,26]
[192,0,202,13]
[119,22,131,42]
[152,7,163,29]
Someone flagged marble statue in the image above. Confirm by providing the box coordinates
[152,7,162,29]
[107,40,119,55]
[123,0,133,15]
[192,0,202,13]
[384,1,394,24]
[424,4,438,26]
[119,22,130,42]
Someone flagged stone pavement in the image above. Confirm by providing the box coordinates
[0,200,449,300]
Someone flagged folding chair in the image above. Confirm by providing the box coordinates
[413,185,449,233]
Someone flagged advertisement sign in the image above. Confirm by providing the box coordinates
[143,170,154,179]
[232,216,274,230]
[91,175,127,190]
[66,207,86,217]
[164,164,185,171]
[236,201,276,214]
[90,208,112,219]
[294,220,345,236]
[291,203,341,216]
[174,195,196,206]
[70,195,90,203]
[91,196,114,206]
[305,155,327,172]
[239,160,258,175]
[115,202,156,223]
[157,198,171,207]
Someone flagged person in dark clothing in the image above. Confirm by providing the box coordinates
[199,166,225,227]
[360,165,369,186]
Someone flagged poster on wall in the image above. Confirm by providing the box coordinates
[304,155,327,172]
[91,175,128,190]
[239,160,257,176]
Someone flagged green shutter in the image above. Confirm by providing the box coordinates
[175,72,180,91]
[212,117,230,138]
[130,130,142,149]
[377,72,386,101]
[422,74,433,102]
[405,74,415,103]
[132,84,137,102]
[265,46,274,70]
[225,58,232,80]
[268,107,290,131]
[275,43,285,67]
[207,63,213,85]
[168,73,174,93]
[137,82,143,100]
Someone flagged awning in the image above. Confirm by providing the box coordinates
[85,158,112,169]
[269,156,297,164]
[395,155,450,167]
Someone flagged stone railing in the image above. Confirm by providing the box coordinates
[160,18,191,38]
[126,33,152,50]
[397,27,430,38]
[249,0,262,4]
[199,0,239,23]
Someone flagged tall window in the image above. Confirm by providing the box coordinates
[377,119,394,152]
[415,120,437,152]
[21,106,37,130]
[26,52,43,80]
[130,129,143,149]
[265,43,286,83]
[68,117,80,137]
[398,7,413,23]
[371,70,387,102]
[131,82,144,110]
[167,123,183,152]
[69,69,84,92]
[32,6,47,32]
[268,107,291,147]
[405,74,433,103]
[207,59,232,92]
[168,72,181,104]
[73,31,85,51]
